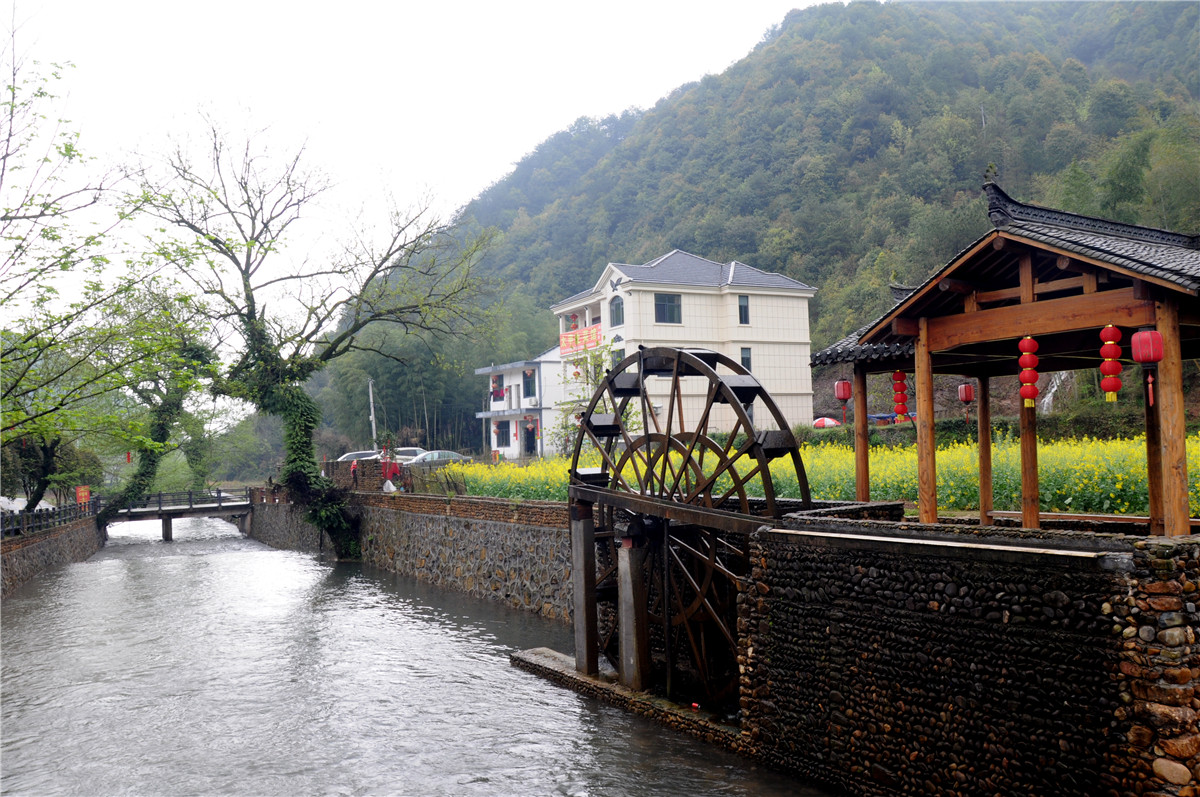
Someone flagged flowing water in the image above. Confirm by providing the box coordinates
[2,517,829,796]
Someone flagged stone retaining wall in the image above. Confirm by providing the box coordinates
[354,492,572,622]
[247,498,335,553]
[738,520,1200,796]
[1,517,105,597]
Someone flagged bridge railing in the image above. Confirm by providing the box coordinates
[2,488,252,536]
[1,498,101,537]
[96,488,251,514]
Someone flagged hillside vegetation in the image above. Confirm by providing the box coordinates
[309,1,1198,456]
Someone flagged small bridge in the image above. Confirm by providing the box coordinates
[100,489,253,540]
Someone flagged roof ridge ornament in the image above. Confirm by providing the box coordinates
[984,182,1200,250]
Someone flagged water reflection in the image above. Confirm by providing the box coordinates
[2,517,828,796]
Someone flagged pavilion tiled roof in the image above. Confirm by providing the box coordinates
[811,183,1200,368]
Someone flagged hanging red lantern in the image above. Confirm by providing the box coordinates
[1131,328,1163,365]
[958,384,975,404]
[1099,325,1122,402]
[1018,336,1039,408]
[892,370,908,421]
[1131,328,1164,407]
[126,451,132,463]
[834,379,852,424]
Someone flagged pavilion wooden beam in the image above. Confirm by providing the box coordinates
[916,318,938,523]
[926,288,1155,351]
[854,365,869,502]
[977,377,993,526]
[1156,297,1191,536]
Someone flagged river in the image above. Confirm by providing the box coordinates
[2,517,830,796]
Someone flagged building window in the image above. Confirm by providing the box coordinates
[611,348,625,368]
[494,420,510,447]
[609,296,624,327]
[738,295,750,325]
[490,374,504,401]
[654,293,681,324]
[522,369,536,398]
[741,347,752,371]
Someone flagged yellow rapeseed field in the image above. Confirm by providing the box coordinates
[446,433,1200,516]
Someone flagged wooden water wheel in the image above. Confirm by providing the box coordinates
[568,347,811,706]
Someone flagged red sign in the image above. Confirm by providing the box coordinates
[560,323,602,355]
[75,485,91,504]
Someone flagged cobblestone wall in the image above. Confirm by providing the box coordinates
[739,521,1200,796]
[1,518,105,597]
[247,498,335,553]
[354,493,572,622]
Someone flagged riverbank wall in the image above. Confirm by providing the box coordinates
[1,517,105,597]
[353,492,572,622]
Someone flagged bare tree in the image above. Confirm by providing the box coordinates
[140,122,492,552]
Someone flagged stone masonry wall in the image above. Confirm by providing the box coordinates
[247,498,335,553]
[739,522,1200,796]
[1,517,106,597]
[354,492,572,622]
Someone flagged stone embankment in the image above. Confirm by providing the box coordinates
[1,516,105,597]
[353,492,572,622]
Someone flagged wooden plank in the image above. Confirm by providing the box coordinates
[892,317,919,337]
[976,286,1021,304]
[926,288,1154,351]
[1020,254,1035,304]
[1156,298,1191,536]
[854,366,869,502]
[916,318,938,523]
[1143,366,1165,536]
[978,377,993,526]
[939,278,976,295]
[1020,402,1040,529]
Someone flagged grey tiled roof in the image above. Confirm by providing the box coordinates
[614,250,814,291]
[985,183,1200,293]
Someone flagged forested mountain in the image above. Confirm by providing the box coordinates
[312,0,1198,455]
[459,1,1198,347]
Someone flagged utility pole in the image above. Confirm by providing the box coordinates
[368,378,378,451]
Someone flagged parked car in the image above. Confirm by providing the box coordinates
[409,450,470,465]
[336,449,380,462]
[387,447,427,463]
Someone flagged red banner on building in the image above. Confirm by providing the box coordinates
[560,323,602,355]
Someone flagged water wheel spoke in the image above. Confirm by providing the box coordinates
[667,545,736,650]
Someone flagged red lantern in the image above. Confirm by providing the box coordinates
[1099,325,1122,402]
[1131,328,1164,406]
[1018,336,1039,408]
[834,379,852,425]
[958,384,974,404]
[892,371,908,421]
[126,451,132,463]
[1131,329,1163,364]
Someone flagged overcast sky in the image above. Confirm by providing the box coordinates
[13,1,817,217]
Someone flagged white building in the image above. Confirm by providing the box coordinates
[474,347,567,460]
[548,250,816,432]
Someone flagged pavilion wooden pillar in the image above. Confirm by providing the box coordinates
[916,318,938,523]
[1143,364,1165,536]
[1019,401,1040,529]
[1156,297,1191,536]
[977,377,993,526]
[853,365,870,502]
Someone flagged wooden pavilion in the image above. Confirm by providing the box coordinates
[812,183,1198,535]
